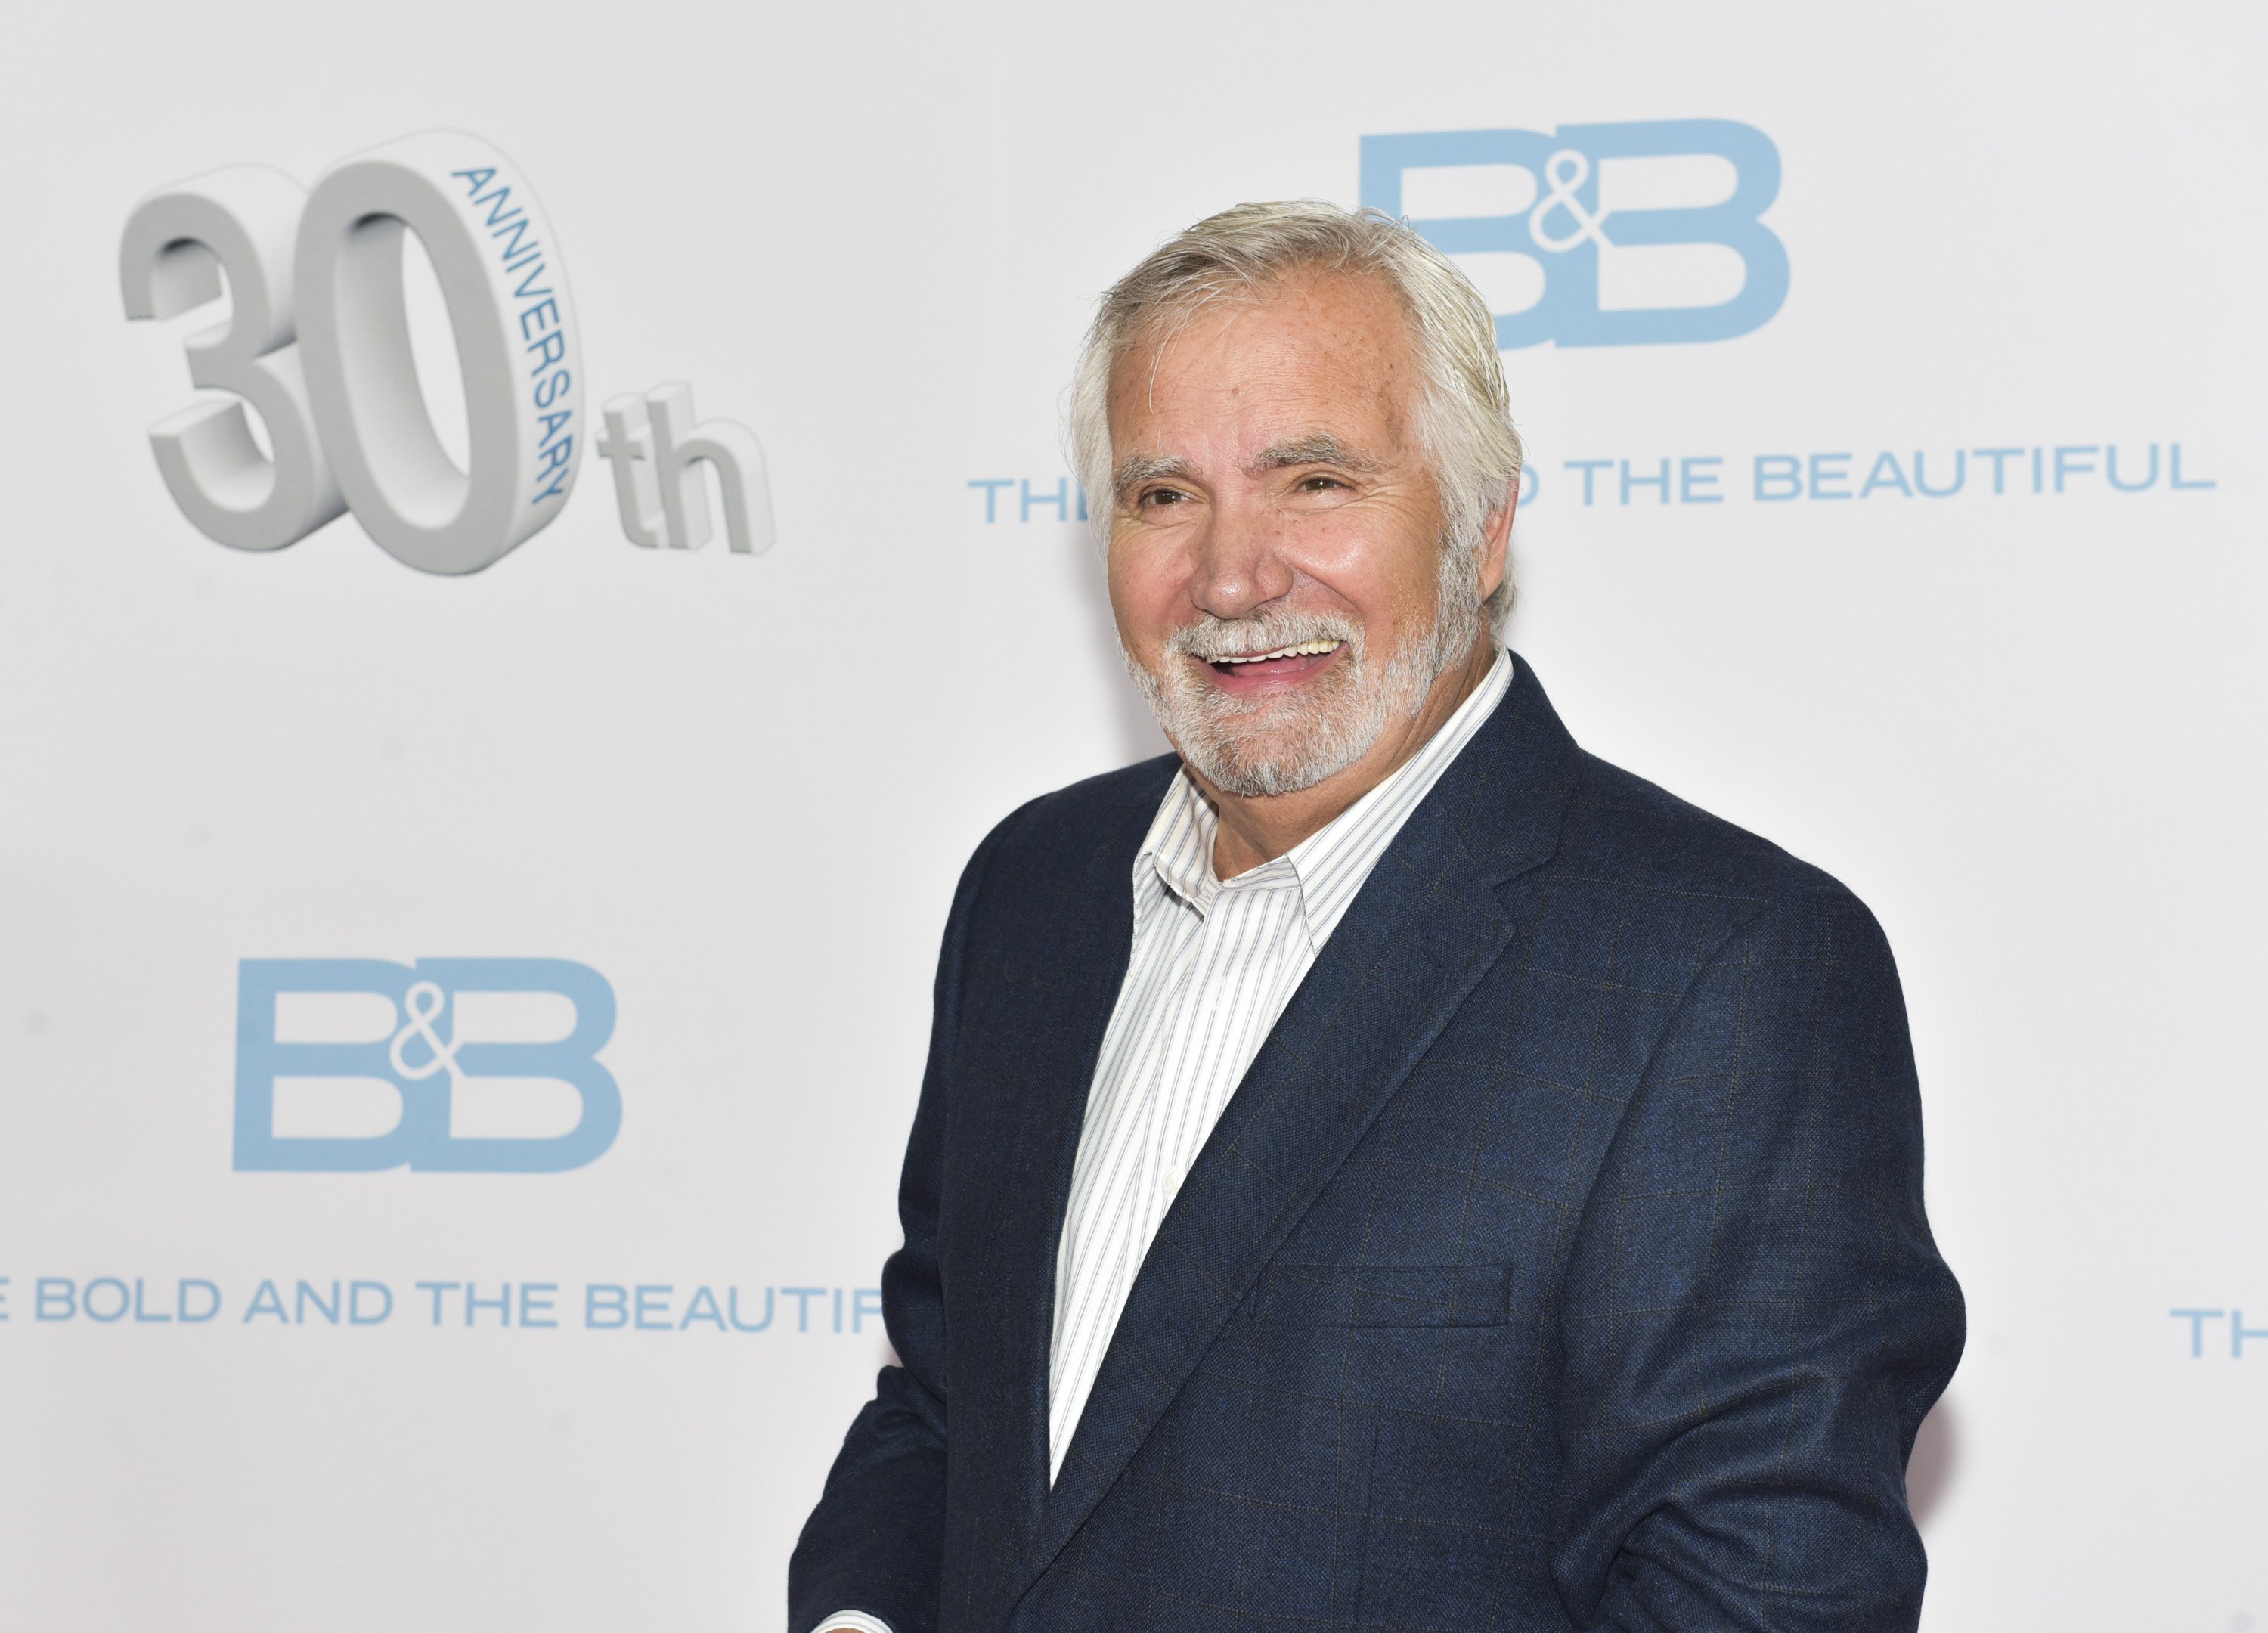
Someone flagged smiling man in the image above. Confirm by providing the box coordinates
[790,203,1963,1633]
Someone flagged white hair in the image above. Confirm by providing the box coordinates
[1067,200,1523,620]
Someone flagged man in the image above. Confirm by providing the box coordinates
[791,202,1963,1632]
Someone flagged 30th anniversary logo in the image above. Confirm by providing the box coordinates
[122,131,772,575]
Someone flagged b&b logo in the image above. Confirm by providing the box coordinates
[1362,119,1788,347]
[234,959,620,1173]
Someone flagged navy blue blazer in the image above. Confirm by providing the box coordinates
[791,656,1963,1632]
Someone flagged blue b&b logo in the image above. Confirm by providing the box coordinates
[1361,119,1789,347]
[234,959,621,1173]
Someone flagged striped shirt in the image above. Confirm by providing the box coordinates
[1046,647,1514,1478]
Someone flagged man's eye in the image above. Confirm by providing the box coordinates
[1140,488,1188,508]
[1297,474,1347,493]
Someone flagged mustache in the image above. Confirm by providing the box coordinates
[1165,607,1362,663]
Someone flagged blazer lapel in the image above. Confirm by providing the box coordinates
[944,759,1175,1580]
[1010,656,1583,1605]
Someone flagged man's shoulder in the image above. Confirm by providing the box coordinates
[1551,750,1878,938]
[991,753,1179,847]
[956,754,1182,897]
[1466,655,1875,938]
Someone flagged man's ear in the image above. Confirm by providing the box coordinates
[1476,485,1517,603]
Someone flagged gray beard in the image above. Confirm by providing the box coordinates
[1123,545,1485,800]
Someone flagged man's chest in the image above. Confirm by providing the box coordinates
[939,874,1706,1343]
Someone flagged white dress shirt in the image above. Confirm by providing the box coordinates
[819,649,1513,1633]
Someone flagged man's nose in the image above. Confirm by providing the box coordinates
[1188,501,1294,621]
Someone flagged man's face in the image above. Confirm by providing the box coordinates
[1105,270,1486,800]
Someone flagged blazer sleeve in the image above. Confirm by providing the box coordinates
[786,822,1005,1633]
[1551,885,1966,1632]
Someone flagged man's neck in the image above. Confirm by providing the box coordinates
[1193,634,1500,880]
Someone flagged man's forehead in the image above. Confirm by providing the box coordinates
[1104,275,1420,494]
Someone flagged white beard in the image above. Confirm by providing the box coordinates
[1123,543,1485,799]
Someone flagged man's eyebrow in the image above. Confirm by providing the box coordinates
[1249,434,1384,476]
[1113,453,1195,499]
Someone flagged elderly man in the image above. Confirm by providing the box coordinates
[791,202,1963,1632]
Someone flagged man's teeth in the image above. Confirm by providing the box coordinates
[1225,640,1341,664]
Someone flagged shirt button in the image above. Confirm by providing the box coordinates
[1162,1163,1187,1199]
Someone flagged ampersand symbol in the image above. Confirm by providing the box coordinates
[1528,149,1614,253]
[389,981,463,1084]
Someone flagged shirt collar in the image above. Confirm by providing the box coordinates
[1133,647,1516,949]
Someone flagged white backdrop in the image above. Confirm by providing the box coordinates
[2,2,2263,1628]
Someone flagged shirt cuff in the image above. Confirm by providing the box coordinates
[812,1614,894,1633]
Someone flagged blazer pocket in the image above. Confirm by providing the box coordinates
[1250,1263,1512,1328]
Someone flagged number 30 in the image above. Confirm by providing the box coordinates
[121,131,582,576]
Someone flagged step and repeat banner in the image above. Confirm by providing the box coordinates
[1,2,2260,1628]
